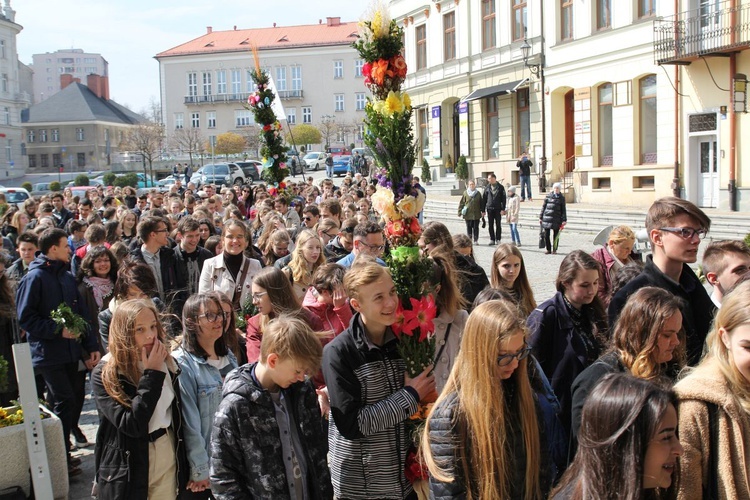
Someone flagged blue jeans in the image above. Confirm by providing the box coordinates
[510,223,520,244]
[519,175,532,200]
[326,164,333,178]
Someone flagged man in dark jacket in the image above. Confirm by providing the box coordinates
[172,216,212,318]
[51,192,74,229]
[6,231,38,283]
[16,228,100,475]
[517,152,533,201]
[130,216,181,309]
[482,173,506,245]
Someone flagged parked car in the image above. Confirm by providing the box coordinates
[332,155,353,177]
[304,152,326,171]
[69,186,99,199]
[328,147,350,157]
[190,163,245,188]
[0,187,30,205]
[31,182,52,196]
[157,175,177,188]
[236,161,263,183]
[65,178,104,188]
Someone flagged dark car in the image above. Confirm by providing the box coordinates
[236,161,263,183]
[190,163,245,187]
[332,155,353,177]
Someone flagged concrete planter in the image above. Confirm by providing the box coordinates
[0,406,69,499]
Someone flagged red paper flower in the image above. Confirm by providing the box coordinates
[391,306,408,338]
[391,54,408,78]
[408,217,422,236]
[371,58,394,86]
[386,219,406,238]
[263,124,272,132]
[404,448,428,483]
[402,295,436,340]
[362,62,373,84]
[279,182,286,189]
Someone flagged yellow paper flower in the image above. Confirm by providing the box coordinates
[372,100,387,116]
[397,195,419,218]
[369,1,392,39]
[414,189,426,213]
[403,92,411,110]
[385,91,405,115]
[371,187,401,222]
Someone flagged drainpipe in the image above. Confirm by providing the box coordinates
[729,52,738,211]
[539,0,548,193]
[672,0,681,198]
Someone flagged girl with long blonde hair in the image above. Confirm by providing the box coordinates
[490,243,537,317]
[92,299,187,499]
[283,229,326,299]
[422,300,547,500]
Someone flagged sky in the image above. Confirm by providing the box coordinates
[14,0,369,114]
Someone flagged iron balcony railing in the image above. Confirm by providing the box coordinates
[654,1,750,65]
[183,93,251,105]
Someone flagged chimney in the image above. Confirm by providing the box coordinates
[87,74,102,98]
[233,25,237,30]
[101,76,110,100]
[326,17,341,27]
[60,73,75,90]
[206,26,212,34]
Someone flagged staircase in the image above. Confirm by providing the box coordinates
[423,173,463,196]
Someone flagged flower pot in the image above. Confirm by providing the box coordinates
[0,406,69,499]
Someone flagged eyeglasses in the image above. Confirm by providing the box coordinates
[198,311,231,323]
[359,242,385,252]
[303,216,313,221]
[154,228,169,233]
[324,231,338,238]
[497,345,532,367]
[252,292,268,301]
[659,227,707,240]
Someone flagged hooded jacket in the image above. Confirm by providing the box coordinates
[302,287,352,339]
[482,182,507,212]
[16,254,96,367]
[675,358,750,500]
[540,192,566,230]
[209,363,332,500]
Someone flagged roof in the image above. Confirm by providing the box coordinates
[155,21,360,58]
[21,83,144,125]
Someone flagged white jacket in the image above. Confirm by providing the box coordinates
[506,194,520,224]
[198,253,262,308]
[433,309,469,393]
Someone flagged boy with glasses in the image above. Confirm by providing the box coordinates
[301,205,320,229]
[609,197,714,365]
[130,216,180,305]
[336,221,386,269]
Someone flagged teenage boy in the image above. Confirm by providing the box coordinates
[16,228,99,477]
[51,192,74,229]
[67,220,88,254]
[336,221,386,268]
[301,205,320,229]
[319,198,341,225]
[210,316,332,499]
[130,216,179,305]
[702,239,750,308]
[173,216,212,316]
[274,197,301,232]
[609,197,715,365]
[77,198,93,221]
[326,217,356,262]
[6,231,38,282]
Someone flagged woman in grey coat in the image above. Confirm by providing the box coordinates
[458,180,484,244]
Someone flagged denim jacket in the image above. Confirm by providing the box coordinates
[173,346,238,481]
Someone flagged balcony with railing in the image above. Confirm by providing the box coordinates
[184,93,250,105]
[278,89,303,100]
[654,1,750,65]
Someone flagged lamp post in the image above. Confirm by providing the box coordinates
[520,34,548,193]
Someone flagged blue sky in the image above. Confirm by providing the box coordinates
[15,0,368,114]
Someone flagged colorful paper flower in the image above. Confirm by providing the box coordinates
[386,219,406,238]
[396,195,419,218]
[402,296,436,339]
[371,59,393,86]
[391,54,407,78]
[385,91,405,115]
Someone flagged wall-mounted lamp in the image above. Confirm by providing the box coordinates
[520,37,540,76]
[733,73,747,113]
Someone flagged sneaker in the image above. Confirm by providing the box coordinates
[517,242,522,246]
[545,251,551,255]
[73,428,91,448]
[489,241,495,246]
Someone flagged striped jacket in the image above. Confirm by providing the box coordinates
[322,314,420,499]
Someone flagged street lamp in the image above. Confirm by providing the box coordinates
[520,35,547,192]
[520,38,540,76]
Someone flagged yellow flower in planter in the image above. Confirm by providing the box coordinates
[397,195,419,218]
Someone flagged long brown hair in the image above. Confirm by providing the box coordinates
[101,299,173,408]
[428,248,466,317]
[422,300,542,500]
[490,243,537,317]
[556,250,608,337]
[253,267,302,332]
[179,292,230,358]
[286,229,325,288]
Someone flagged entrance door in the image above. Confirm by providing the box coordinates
[564,90,575,172]
[698,139,718,207]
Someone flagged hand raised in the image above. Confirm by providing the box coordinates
[142,340,167,372]
[405,366,436,402]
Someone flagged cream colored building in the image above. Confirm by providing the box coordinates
[155,18,369,155]
[0,0,29,177]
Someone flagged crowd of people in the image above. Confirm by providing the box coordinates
[0,171,749,499]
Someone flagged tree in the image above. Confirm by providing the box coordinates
[113,173,138,188]
[421,158,431,183]
[236,126,262,159]
[288,124,321,148]
[455,154,469,181]
[125,122,165,183]
[21,182,32,191]
[49,181,61,191]
[75,174,90,186]
[138,96,163,124]
[170,128,205,167]
[212,132,246,159]
[102,172,117,186]
[318,118,336,149]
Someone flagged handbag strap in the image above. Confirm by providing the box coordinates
[704,401,720,499]
[232,258,251,310]
[434,324,452,363]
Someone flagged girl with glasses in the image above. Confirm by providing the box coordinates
[422,299,549,499]
[172,293,238,498]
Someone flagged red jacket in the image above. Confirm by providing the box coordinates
[302,288,353,340]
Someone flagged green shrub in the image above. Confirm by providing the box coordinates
[421,158,431,183]
[21,182,32,192]
[74,174,89,186]
[102,172,117,186]
[455,155,469,181]
[49,181,61,191]
[113,173,138,188]
[745,232,750,248]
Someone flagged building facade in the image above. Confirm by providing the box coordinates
[393,0,748,210]
[156,18,369,156]
[0,0,29,178]
[30,49,109,104]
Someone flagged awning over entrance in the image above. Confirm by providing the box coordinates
[461,78,528,102]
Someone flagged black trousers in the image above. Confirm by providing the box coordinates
[37,361,80,454]
[465,219,480,242]
[544,227,561,252]
[487,209,503,242]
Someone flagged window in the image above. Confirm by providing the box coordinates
[175,112,184,129]
[76,128,84,141]
[561,0,574,40]
[187,72,197,97]
[356,93,366,111]
[207,111,216,129]
[276,66,287,91]
[334,61,343,79]
[287,108,296,124]
[486,98,499,159]
[357,124,365,142]
[355,59,364,77]
[416,25,427,70]
[191,112,200,128]
[0,40,5,59]
[598,83,613,165]
[640,75,657,164]
[516,88,530,156]
[302,106,312,124]
[40,154,49,168]
[291,66,302,90]
[639,0,656,18]
[216,70,226,94]
[28,154,36,168]
[27,130,34,143]
[202,72,212,96]
[235,110,253,127]
[40,129,47,142]
[231,69,242,95]
[246,70,256,92]
[512,0,527,41]
[334,94,345,112]
[597,0,611,30]
[1,73,7,92]
[6,139,11,161]
[418,108,429,155]
[482,0,496,50]
[77,153,86,167]
[2,106,8,125]
[443,12,456,62]
[53,153,61,167]
[52,129,59,142]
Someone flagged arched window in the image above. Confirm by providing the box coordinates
[598,83,613,165]
[640,75,657,164]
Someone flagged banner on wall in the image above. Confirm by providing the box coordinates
[458,101,469,158]
[431,106,442,159]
